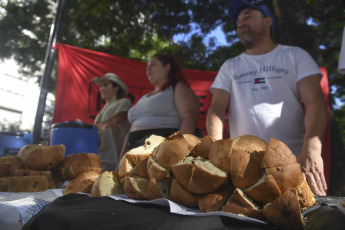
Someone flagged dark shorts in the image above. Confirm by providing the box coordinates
[124,128,179,153]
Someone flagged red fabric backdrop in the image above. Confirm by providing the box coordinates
[52,43,331,187]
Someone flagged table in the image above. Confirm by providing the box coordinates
[20,193,345,230]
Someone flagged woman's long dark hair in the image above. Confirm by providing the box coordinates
[152,54,189,91]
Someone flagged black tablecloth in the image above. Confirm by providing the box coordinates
[22,194,345,230]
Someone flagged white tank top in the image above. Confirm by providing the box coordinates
[128,86,181,129]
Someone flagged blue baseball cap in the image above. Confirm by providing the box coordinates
[227,0,276,30]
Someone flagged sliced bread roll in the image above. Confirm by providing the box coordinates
[91,171,123,197]
[147,155,170,182]
[64,178,94,195]
[296,179,316,210]
[265,163,304,193]
[0,156,24,176]
[182,134,201,148]
[230,149,264,189]
[8,175,56,192]
[60,153,102,181]
[118,153,135,185]
[128,157,149,179]
[123,176,150,200]
[126,135,166,165]
[262,189,305,230]
[171,157,227,194]
[208,139,235,173]
[244,173,281,204]
[76,171,101,182]
[262,138,297,168]
[197,185,234,213]
[147,177,172,200]
[189,135,216,159]
[221,188,264,220]
[170,179,198,208]
[18,144,65,171]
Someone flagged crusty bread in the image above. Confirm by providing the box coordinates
[129,157,149,179]
[18,144,65,171]
[60,153,102,180]
[208,139,235,173]
[262,189,305,230]
[170,179,198,208]
[64,179,94,195]
[91,171,123,197]
[153,138,192,170]
[147,155,170,182]
[262,138,297,168]
[0,177,9,192]
[126,135,166,165]
[231,135,267,153]
[189,135,216,159]
[182,134,201,148]
[222,188,264,220]
[0,156,24,176]
[230,149,264,188]
[147,177,172,200]
[197,185,234,213]
[296,179,316,210]
[118,153,135,185]
[8,175,56,192]
[76,171,101,182]
[265,163,304,193]
[11,169,56,189]
[244,173,281,204]
[123,176,150,200]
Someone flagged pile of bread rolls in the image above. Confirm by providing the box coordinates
[0,144,65,192]
[109,132,315,230]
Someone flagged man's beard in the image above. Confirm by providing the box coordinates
[239,33,255,49]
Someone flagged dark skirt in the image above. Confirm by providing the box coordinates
[124,128,179,153]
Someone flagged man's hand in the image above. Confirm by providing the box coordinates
[297,150,327,196]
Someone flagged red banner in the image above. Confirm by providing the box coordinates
[53,43,330,186]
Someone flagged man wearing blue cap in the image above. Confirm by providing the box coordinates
[206,0,328,196]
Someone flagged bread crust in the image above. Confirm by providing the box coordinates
[147,155,170,182]
[189,135,215,159]
[147,177,172,200]
[170,179,198,208]
[262,138,297,168]
[208,139,235,173]
[262,189,305,230]
[123,176,149,200]
[197,185,234,213]
[8,175,56,192]
[19,144,65,171]
[0,156,24,176]
[64,178,94,195]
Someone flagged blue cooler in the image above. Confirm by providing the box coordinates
[0,131,33,157]
[50,121,98,157]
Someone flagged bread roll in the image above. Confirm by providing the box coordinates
[295,179,316,210]
[182,134,201,148]
[123,176,150,200]
[153,138,192,170]
[126,135,166,165]
[91,171,123,197]
[60,153,102,180]
[197,185,234,213]
[244,174,281,204]
[0,177,9,192]
[222,188,264,220]
[170,179,198,208]
[0,156,24,176]
[129,157,149,179]
[64,179,94,195]
[147,155,170,182]
[18,144,65,171]
[8,175,56,192]
[171,157,227,194]
[11,169,56,189]
[265,163,304,193]
[262,138,297,168]
[118,153,135,185]
[262,189,305,230]
[189,135,216,159]
[208,139,235,173]
[76,171,101,182]
[230,149,264,188]
[147,177,172,200]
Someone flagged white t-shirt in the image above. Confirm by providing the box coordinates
[210,44,321,155]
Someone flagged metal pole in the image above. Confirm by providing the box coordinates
[33,0,66,144]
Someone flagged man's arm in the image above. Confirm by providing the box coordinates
[297,74,328,196]
[206,89,230,140]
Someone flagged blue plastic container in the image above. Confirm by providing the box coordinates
[0,131,33,157]
[50,121,98,157]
